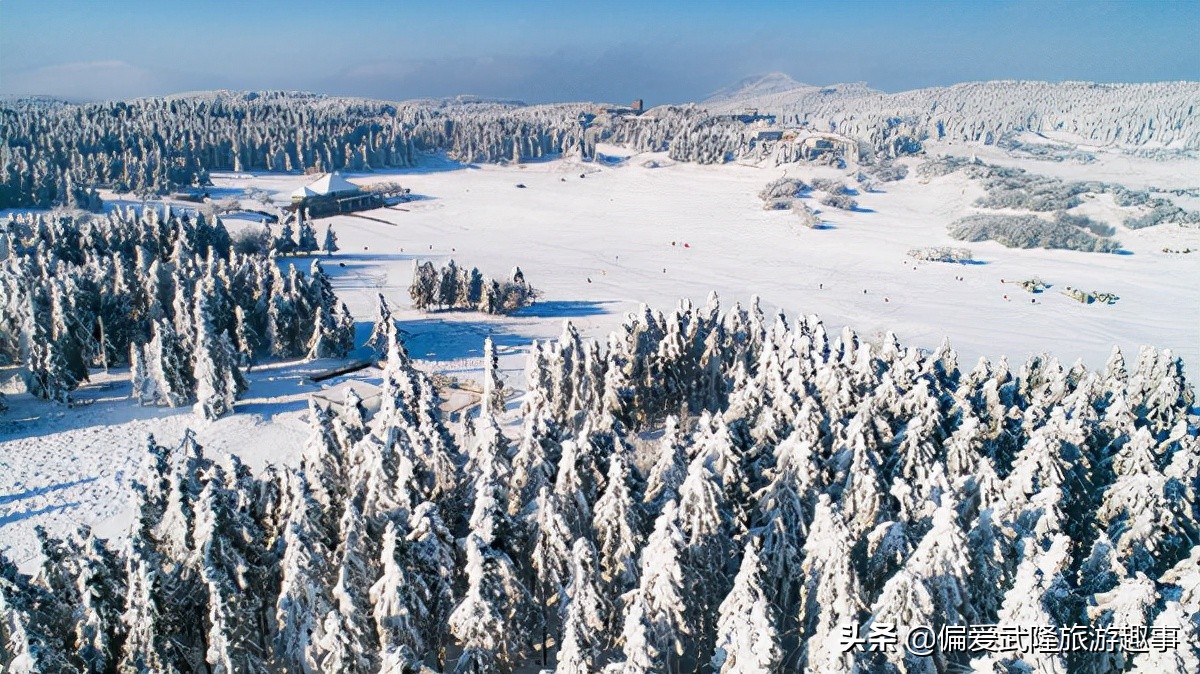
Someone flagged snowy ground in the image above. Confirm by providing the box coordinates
[2,144,1198,566]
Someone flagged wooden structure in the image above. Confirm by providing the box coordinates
[290,172,382,217]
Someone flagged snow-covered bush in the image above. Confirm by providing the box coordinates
[810,178,849,194]
[793,202,822,228]
[757,177,808,202]
[818,192,858,210]
[907,246,974,263]
[920,156,1200,229]
[866,161,908,182]
[362,181,409,197]
[948,212,1122,252]
[1124,203,1200,230]
[1052,211,1114,237]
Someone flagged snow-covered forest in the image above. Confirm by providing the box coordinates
[2,294,1196,673]
[0,207,354,414]
[4,79,1199,209]
[703,79,1200,155]
[0,93,595,209]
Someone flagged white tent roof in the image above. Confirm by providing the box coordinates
[306,172,360,196]
[290,185,317,198]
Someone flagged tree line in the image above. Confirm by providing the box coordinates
[0,93,595,209]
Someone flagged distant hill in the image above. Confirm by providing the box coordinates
[703,72,811,103]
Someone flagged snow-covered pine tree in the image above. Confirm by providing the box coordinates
[1097,426,1197,576]
[448,533,537,673]
[710,536,782,674]
[193,472,270,672]
[144,318,194,407]
[0,537,75,672]
[405,501,457,669]
[866,501,974,673]
[615,499,693,674]
[57,527,127,672]
[531,486,576,629]
[370,520,428,662]
[118,547,178,672]
[365,293,395,357]
[797,495,865,674]
[296,219,319,253]
[275,222,298,255]
[552,439,599,540]
[321,224,339,256]
[508,395,561,518]
[555,538,610,673]
[592,451,644,601]
[970,534,1074,674]
[274,472,337,672]
[481,336,506,417]
[1126,547,1200,673]
[191,293,244,420]
[643,416,689,513]
[306,259,351,360]
[299,401,350,535]
[322,498,380,673]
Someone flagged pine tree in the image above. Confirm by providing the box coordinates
[321,224,339,256]
[592,452,644,599]
[481,336,506,416]
[617,500,692,674]
[798,495,864,674]
[508,399,560,518]
[369,521,428,660]
[448,533,536,672]
[192,293,243,420]
[555,538,610,673]
[710,536,782,674]
[274,473,337,672]
[275,222,298,255]
[1097,426,1196,576]
[406,501,457,669]
[971,534,1074,674]
[144,319,194,407]
[194,475,270,673]
[532,486,576,620]
[366,294,395,356]
[643,416,689,511]
[1128,547,1200,673]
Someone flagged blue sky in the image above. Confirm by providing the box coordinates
[2,0,1197,103]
